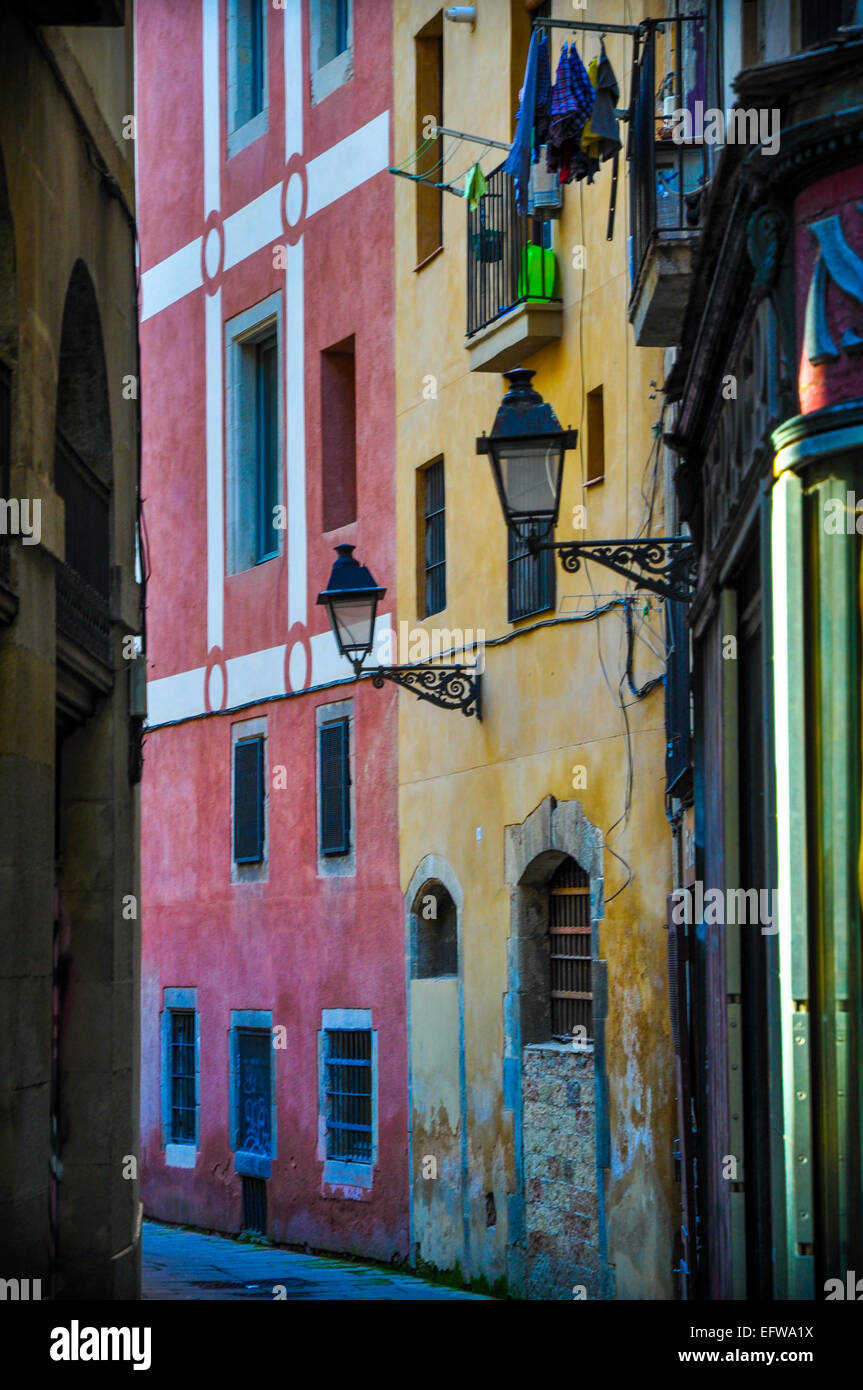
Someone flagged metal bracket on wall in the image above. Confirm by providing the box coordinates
[367,665,482,720]
[531,536,697,604]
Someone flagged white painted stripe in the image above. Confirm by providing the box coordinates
[146,666,207,725]
[286,240,306,627]
[226,644,287,705]
[202,0,220,216]
[309,616,393,687]
[223,183,283,270]
[206,290,224,649]
[139,115,390,322]
[306,112,390,216]
[284,0,303,156]
[145,617,392,725]
[140,239,203,321]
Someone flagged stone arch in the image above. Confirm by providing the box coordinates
[406,854,464,981]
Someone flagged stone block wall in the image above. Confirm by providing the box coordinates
[523,1044,599,1300]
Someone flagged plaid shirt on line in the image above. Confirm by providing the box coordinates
[549,42,596,128]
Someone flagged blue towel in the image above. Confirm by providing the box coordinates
[503,27,540,216]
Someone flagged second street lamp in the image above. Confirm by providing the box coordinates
[477,368,697,604]
[317,544,482,719]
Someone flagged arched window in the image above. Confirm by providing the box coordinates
[548,856,592,1042]
[412,882,458,979]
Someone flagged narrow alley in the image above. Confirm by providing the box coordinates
[142,1222,490,1301]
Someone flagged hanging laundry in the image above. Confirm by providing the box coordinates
[534,29,552,148]
[546,41,596,185]
[464,160,489,212]
[581,39,622,163]
[502,27,541,215]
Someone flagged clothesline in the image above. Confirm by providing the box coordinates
[388,126,509,198]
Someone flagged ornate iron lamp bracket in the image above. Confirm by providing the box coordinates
[366,664,482,719]
[534,536,697,603]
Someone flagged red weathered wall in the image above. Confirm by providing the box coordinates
[137,0,405,1257]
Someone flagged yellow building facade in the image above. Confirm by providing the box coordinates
[394,0,676,1298]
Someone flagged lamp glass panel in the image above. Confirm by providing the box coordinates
[332,597,376,653]
[495,440,562,519]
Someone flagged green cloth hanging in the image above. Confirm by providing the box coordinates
[464,161,489,211]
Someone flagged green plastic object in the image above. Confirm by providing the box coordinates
[517,243,558,300]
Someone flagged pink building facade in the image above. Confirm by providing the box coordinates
[136,0,406,1259]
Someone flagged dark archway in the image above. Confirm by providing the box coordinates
[0,142,17,599]
[52,258,118,1296]
[54,259,113,681]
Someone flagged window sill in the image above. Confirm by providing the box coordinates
[323,1158,373,1190]
[414,245,444,273]
[311,48,354,105]
[165,1143,197,1169]
[227,108,268,159]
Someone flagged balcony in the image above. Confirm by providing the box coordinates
[465,163,562,373]
[56,561,112,669]
[628,14,709,348]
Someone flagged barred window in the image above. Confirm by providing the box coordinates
[508,525,555,622]
[324,1028,373,1162]
[169,1010,196,1144]
[549,857,593,1042]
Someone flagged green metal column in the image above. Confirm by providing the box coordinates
[771,469,815,1299]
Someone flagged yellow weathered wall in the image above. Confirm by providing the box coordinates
[395,0,675,1298]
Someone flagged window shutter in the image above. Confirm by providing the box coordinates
[319,720,350,855]
[234,737,264,863]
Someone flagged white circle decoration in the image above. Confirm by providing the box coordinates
[204,224,221,279]
[288,640,308,692]
[285,171,304,228]
[207,661,224,710]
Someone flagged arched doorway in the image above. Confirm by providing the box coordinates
[52,259,120,1297]
[504,795,609,1299]
[405,857,467,1277]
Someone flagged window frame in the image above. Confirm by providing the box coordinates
[316,699,355,877]
[419,456,446,619]
[225,294,283,575]
[231,717,269,883]
[309,0,354,105]
[318,1008,377,1190]
[161,988,200,1164]
[227,0,269,157]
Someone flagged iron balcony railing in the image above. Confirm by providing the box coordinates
[629,13,709,292]
[466,161,560,338]
[56,560,112,667]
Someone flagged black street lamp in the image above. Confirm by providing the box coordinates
[476,368,576,542]
[317,545,481,719]
[477,368,696,603]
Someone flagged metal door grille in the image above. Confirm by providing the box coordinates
[325,1028,373,1162]
[549,857,593,1042]
[170,1010,196,1143]
[241,1176,267,1234]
